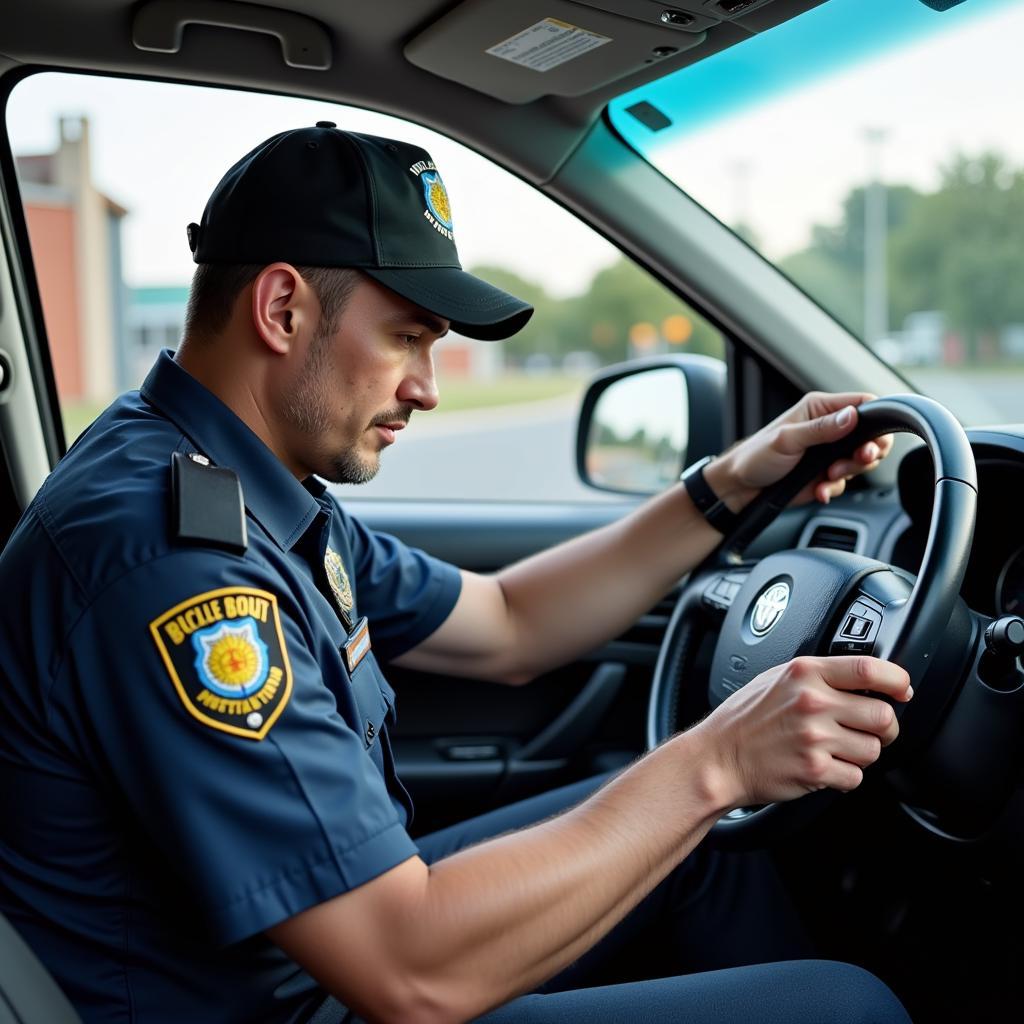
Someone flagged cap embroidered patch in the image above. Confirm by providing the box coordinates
[149,587,292,740]
[422,172,452,231]
[409,159,454,241]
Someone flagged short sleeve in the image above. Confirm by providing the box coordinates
[55,550,419,945]
[339,508,462,661]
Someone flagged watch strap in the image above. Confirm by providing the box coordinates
[681,456,740,536]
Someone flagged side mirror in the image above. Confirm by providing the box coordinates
[576,355,725,495]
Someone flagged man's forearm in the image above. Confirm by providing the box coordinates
[395,463,754,684]
[398,395,882,684]
[412,732,728,1019]
[493,462,754,682]
[271,728,733,1024]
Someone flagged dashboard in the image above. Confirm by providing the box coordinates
[801,428,1024,621]
[889,429,1024,619]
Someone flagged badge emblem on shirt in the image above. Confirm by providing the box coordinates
[149,587,292,740]
[324,547,354,621]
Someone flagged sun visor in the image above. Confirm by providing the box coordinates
[404,0,718,104]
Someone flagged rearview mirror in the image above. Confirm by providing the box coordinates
[576,356,725,496]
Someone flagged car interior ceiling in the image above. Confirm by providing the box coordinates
[1,0,829,185]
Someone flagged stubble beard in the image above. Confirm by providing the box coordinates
[281,320,380,485]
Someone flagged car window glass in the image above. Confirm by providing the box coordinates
[610,0,1022,427]
[7,73,725,503]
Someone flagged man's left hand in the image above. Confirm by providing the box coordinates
[706,392,895,511]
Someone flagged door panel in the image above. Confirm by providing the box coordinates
[339,499,637,570]
[345,497,644,833]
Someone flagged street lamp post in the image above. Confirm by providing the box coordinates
[863,127,889,350]
[731,158,751,242]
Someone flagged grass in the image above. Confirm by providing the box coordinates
[61,402,108,445]
[58,374,583,445]
[433,373,582,413]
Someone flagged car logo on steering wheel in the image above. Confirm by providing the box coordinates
[750,582,790,637]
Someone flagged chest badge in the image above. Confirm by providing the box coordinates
[324,547,354,622]
[149,586,292,740]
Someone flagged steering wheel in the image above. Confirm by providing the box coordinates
[647,395,978,848]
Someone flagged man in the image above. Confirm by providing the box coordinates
[0,123,911,1023]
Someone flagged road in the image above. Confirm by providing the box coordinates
[329,370,1023,504]
[331,395,616,504]
[907,371,1024,427]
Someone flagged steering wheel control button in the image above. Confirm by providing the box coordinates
[830,597,883,655]
[703,572,748,610]
[750,581,790,637]
[841,614,871,639]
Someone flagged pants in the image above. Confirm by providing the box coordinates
[325,774,912,1023]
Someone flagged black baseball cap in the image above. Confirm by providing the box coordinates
[187,122,533,340]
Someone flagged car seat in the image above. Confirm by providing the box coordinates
[0,912,79,1022]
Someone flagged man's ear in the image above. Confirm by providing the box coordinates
[250,264,314,355]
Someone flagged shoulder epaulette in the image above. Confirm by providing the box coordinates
[170,451,248,555]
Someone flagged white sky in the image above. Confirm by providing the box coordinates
[598,367,687,446]
[6,1,1023,284]
[649,3,1024,259]
[6,78,619,296]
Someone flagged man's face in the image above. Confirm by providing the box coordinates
[278,276,447,484]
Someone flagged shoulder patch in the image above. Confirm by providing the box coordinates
[149,587,292,740]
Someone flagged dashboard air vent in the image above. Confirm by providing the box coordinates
[807,524,859,552]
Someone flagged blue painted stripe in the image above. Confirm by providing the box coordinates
[610,0,1017,145]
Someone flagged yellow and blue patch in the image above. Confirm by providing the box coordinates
[421,171,452,231]
[149,587,292,740]
[408,159,455,241]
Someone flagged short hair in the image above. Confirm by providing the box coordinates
[183,263,362,340]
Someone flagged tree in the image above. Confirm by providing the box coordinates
[469,259,725,368]
[778,151,1024,362]
[779,184,922,339]
[465,265,559,366]
[575,258,724,363]
[888,153,1024,346]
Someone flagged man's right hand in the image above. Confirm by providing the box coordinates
[693,655,913,809]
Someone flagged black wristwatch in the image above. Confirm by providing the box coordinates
[680,455,740,536]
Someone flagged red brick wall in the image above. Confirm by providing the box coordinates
[437,345,471,377]
[24,203,83,400]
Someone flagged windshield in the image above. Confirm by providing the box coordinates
[609,0,1024,427]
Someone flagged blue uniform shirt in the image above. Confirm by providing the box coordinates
[0,351,462,1023]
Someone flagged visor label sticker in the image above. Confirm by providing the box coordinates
[486,18,611,74]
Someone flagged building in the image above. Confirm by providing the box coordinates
[125,285,189,383]
[16,116,129,401]
[17,117,498,397]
